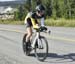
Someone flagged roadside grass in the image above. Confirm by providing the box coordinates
[45,18,75,27]
[0,18,75,27]
[0,20,24,25]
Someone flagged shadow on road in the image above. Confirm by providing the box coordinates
[45,53,75,63]
[28,53,75,63]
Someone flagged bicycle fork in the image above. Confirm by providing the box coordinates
[31,32,43,49]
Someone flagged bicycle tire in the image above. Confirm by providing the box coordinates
[22,34,27,53]
[22,34,32,56]
[34,36,48,61]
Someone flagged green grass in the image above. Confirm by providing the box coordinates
[0,20,24,25]
[0,18,75,27]
[45,18,75,27]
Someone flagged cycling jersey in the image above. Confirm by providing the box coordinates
[24,12,45,29]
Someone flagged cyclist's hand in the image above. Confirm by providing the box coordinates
[40,26,50,32]
[40,26,47,31]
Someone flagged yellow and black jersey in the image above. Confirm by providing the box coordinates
[24,12,44,29]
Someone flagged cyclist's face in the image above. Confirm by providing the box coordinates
[37,10,45,17]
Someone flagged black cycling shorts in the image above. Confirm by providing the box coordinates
[26,18,32,27]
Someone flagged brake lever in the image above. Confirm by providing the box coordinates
[46,29,51,35]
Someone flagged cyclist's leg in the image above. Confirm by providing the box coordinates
[25,18,32,43]
[26,27,32,43]
[25,18,33,53]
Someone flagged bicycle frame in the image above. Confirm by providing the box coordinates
[31,31,40,48]
[31,28,50,49]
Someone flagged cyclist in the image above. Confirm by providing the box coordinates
[24,4,47,54]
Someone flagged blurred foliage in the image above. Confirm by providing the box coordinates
[14,0,75,21]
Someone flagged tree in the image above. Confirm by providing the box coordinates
[45,0,52,16]
[14,5,26,21]
[70,0,75,18]
[24,0,32,12]
[31,0,37,11]
[51,0,60,19]
[63,0,75,19]
[14,0,75,20]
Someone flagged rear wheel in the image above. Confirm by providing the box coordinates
[34,36,48,61]
[22,34,27,53]
[22,34,31,56]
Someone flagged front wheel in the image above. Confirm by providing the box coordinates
[34,36,48,61]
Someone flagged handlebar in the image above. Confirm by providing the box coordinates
[34,26,51,34]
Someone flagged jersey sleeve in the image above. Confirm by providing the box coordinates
[40,17,45,26]
[24,12,32,24]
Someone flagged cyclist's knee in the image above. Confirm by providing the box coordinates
[27,27,32,37]
[27,32,32,37]
[26,32,32,42]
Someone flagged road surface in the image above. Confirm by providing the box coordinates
[0,24,75,64]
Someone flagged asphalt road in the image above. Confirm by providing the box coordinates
[0,24,75,64]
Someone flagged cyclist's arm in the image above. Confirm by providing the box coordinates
[40,17,45,26]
